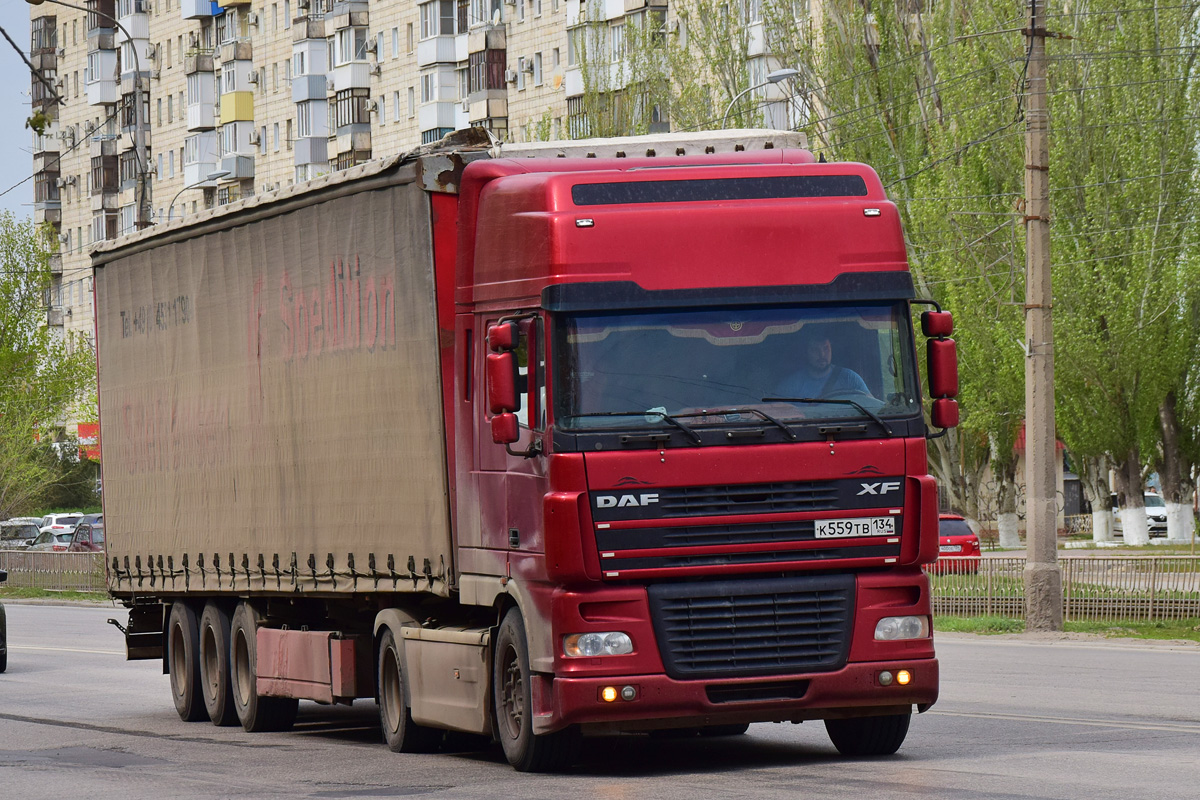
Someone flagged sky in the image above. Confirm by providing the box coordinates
[1,0,34,221]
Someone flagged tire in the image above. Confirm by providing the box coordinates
[493,609,580,772]
[229,602,298,732]
[700,723,750,737]
[168,601,209,722]
[198,602,238,726]
[377,628,442,753]
[824,712,911,756]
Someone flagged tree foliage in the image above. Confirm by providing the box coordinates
[0,211,97,518]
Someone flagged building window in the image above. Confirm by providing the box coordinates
[273,122,280,151]
[406,23,414,52]
[392,90,400,120]
[286,119,293,149]
[468,49,505,92]
[334,88,371,127]
[297,102,312,137]
[377,96,385,123]
[335,27,368,65]
[260,126,268,154]
[408,87,415,116]
[421,73,435,103]
[293,49,306,77]
[284,0,291,28]
[533,52,542,86]
[391,27,399,58]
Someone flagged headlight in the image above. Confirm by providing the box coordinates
[563,631,634,657]
[874,616,929,641]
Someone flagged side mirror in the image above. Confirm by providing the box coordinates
[931,398,959,429]
[921,310,954,337]
[487,321,519,352]
[491,413,519,445]
[926,338,959,399]
[0,568,7,584]
[486,352,519,414]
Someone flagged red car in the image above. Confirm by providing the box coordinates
[67,521,105,553]
[933,514,981,574]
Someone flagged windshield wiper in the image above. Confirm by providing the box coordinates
[675,407,798,441]
[567,410,703,444]
[761,396,894,437]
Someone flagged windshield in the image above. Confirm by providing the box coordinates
[554,303,919,430]
[1145,495,1166,508]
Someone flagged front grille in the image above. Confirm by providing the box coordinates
[602,543,899,571]
[590,477,904,522]
[648,575,854,679]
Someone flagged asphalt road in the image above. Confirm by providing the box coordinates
[2,603,1198,800]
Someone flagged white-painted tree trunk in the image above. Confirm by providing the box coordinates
[1166,503,1194,542]
[1121,509,1150,545]
[998,512,1021,548]
[1091,509,1114,542]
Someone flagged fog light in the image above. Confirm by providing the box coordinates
[874,616,929,641]
[601,686,618,702]
[897,670,912,686]
[878,671,894,686]
[564,631,634,657]
[621,685,637,701]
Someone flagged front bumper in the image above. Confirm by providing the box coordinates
[534,657,938,734]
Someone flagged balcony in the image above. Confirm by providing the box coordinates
[185,52,214,74]
[180,0,220,17]
[48,306,65,327]
[292,74,327,102]
[219,91,255,123]
[49,253,63,276]
[220,40,254,63]
[294,136,328,166]
[418,100,459,131]
[417,36,458,67]
[564,67,582,97]
[219,154,255,179]
[87,48,120,105]
[188,102,217,131]
[332,61,372,92]
[183,131,220,186]
[293,17,326,42]
[116,2,150,44]
[467,92,507,122]
[467,25,505,54]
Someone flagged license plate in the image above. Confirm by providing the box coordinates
[939,544,962,553]
[814,516,896,538]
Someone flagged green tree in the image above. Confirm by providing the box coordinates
[0,211,96,518]
[1050,1,1200,544]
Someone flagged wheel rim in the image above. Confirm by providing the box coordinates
[381,646,402,736]
[169,620,187,700]
[232,626,252,707]
[498,643,523,740]
[201,623,219,700]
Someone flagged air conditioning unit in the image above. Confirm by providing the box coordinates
[298,0,309,9]
[84,120,96,133]
[148,44,158,63]
[504,69,518,83]
[248,129,261,145]
[367,99,378,113]
[665,19,680,34]
[59,233,70,243]
[247,71,259,84]
[365,38,378,54]
[521,59,535,74]
[152,68,161,81]
[55,177,68,188]
[461,97,470,112]
[370,63,382,77]
[246,11,260,26]
[56,47,66,57]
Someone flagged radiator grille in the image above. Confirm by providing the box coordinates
[648,575,854,679]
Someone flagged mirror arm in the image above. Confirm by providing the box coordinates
[505,438,543,459]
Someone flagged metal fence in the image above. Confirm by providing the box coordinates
[0,551,106,592]
[928,556,1200,621]
[3,551,1198,623]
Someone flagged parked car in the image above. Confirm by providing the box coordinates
[68,521,105,552]
[932,514,981,574]
[1111,493,1168,538]
[0,520,41,550]
[38,513,84,537]
[27,530,74,552]
[1,567,7,672]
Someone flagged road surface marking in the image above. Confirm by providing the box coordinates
[10,645,123,655]
[933,709,1200,733]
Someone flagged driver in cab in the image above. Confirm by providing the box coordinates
[776,325,871,399]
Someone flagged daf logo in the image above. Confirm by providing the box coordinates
[596,493,660,508]
[858,481,901,496]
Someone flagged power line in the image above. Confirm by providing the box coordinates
[0,105,122,200]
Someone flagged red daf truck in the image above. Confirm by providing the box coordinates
[95,128,959,772]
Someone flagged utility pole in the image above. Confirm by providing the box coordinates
[1023,0,1063,630]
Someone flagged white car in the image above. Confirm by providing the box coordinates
[1111,493,1168,538]
[38,513,84,537]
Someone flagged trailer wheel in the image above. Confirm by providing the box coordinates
[824,712,911,756]
[377,628,442,753]
[198,603,238,726]
[229,602,297,732]
[493,609,580,772]
[167,601,208,722]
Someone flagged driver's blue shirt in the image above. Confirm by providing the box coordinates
[776,366,870,399]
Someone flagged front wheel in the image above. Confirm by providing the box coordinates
[824,712,911,756]
[377,628,442,753]
[493,609,580,772]
[168,601,208,722]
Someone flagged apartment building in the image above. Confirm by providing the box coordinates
[29,0,795,368]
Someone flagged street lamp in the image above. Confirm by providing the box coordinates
[167,170,231,221]
[721,68,800,128]
[26,0,149,230]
